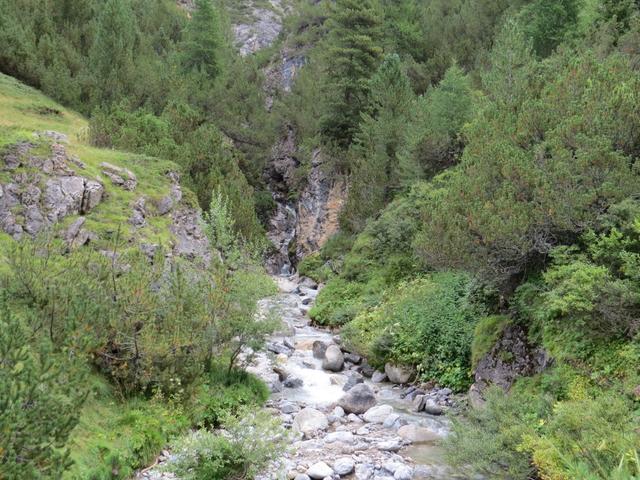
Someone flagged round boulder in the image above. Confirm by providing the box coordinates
[322,344,344,372]
[363,404,394,424]
[312,340,328,359]
[384,363,414,384]
[293,407,329,437]
[307,461,333,479]
[338,383,376,414]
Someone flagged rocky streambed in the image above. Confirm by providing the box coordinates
[138,275,470,480]
[248,275,470,480]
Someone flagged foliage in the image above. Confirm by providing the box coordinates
[320,0,384,146]
[180,0,223,80]
[192,368,269,428]
[167,408,288,480]
[0,300,87,479]
[343,273,481,391]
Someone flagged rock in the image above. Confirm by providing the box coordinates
[412,394,425,412]
[81,180,104,213]
[300,277,319,290]
[332,406,345,418]
[382,413,403,429]
[473,324,550,394]
[468,383,486,409]
[339,384,377,414]
[306,462,333,479]
[284,376,303,388]
[268,342,292,356]
[293,408,329,437]
[100,162,137,190]
[343,371,365,391]
[363,405,394,424]
[281,402,299,414]
[347,413,363,424]
[377,439,403,452]
[344,353,362,364]
[294,476,311,480]
[324,431,354,444]
[312,340,328,359]
[322,344,344,372]
[384,363,414,384]
[355,464,374,480]
[371,371,387,383]
[397,424,439,443]
[360,361,375,378]
[394,466,413,480]
[301,297,312,305]
[170,207,212,266]
[333,458,355,476]
[130,197,146,227]
[330,375,346,386]
[423,402,444,415]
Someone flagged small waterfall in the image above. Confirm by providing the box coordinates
[266,195,297,275]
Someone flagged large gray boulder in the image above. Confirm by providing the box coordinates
[307,461,333,479]
[363,404,394,424]
[322,344,344,372]
[339,383,376,414]
[312,340,328,359]
[292,407,328,437]
[384,363,414,384]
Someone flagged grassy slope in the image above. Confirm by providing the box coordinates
[0,73,186,256]
[0,73,196,479]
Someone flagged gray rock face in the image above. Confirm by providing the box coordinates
[384,363,414,384]
[472,324,550,402]
[170,207,212,266]
[339,384,377,414]
[1,140,104,239]
[322,344,344,372]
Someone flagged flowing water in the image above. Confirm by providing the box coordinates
[248,275,469,479]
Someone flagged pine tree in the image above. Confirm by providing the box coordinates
[343,54,416,231]
[90,0,138,106]
[0,301,86,477]
[181,0,222,80]
[321,0,384,147]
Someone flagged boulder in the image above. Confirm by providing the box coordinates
[293,408,329,437]
[384,363,414,384]
[355,463,374,480]
[397,424,439,443]
[312,340,328,359]
[307,462,333,479]
[324,431,354,444]
[284,376,303,388]
[333,457,355,476]
[363,404,394,424]
[322,344,344,372]
[339,384,376,414]
[371,371,387,383]
[394,466,413,480]
[343,371,364,391]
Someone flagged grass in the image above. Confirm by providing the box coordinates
[64,376,189,480]
[0,72,189,252]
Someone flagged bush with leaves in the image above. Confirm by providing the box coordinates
[167,408,288,480]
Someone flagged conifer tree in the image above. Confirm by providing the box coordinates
[321,0,384,147]
[181,0,223,80]
[343,54,416,231]
[90,0,138,105]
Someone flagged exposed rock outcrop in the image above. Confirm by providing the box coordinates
[471,324,551,406]
[0,141,104,239]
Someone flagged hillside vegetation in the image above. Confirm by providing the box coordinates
[1,0,639,479]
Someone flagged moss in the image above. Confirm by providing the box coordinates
[471,315,512,368]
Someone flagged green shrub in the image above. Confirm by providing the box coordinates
[167,408,288,480]
[193,368,269,428]
[344,273,482,391]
